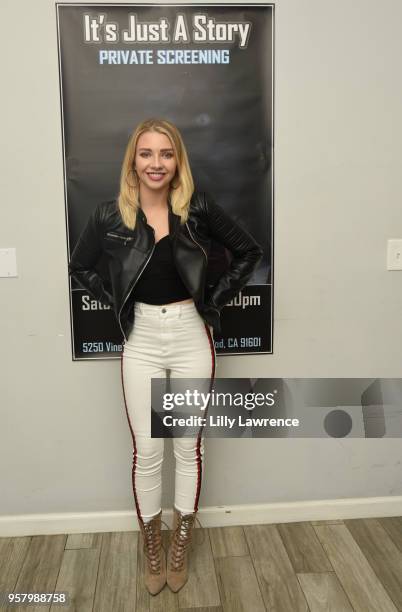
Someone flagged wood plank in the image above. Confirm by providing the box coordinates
[310,520,344,526]
[180,607,223,611]
[135,530,149,612]
[8,535,67,612]
[0,537,31,591]
[177,529,221,609]
[314,523,397,612]
[92,532,137,612]
[278,522,333,573]
[345,518,402,610]
[51,545,101,611]
[377,516,402,553]
[65,533,102,550]
[297,572,353,611]
[214,556,265,612]
[245,524,309,611]
[209,527,248,558]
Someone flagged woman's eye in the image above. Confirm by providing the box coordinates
[138,152,173,158]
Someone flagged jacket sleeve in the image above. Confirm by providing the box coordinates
[203,191,264,310]
[68,203,114,307]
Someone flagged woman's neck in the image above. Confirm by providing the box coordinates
[139,183,169,213]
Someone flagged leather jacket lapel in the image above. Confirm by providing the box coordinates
[168,198,181,239]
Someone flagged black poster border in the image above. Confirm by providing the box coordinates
[55,2,275,360]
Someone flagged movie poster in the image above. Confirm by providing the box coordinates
[56,3,274,360]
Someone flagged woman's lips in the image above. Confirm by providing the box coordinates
[147,172,166,182]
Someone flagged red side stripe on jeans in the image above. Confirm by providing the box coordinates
[120,345,144,524]
[193,324,216,512]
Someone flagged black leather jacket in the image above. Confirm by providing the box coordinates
[68,190,264,341]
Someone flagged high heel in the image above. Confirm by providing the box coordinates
[166,507,204,592]
[138,510,170,595]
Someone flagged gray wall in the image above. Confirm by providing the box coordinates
[1,0,401,518]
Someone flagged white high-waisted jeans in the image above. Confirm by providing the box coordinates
[120,300,216,522]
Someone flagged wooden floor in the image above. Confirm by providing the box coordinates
[0,515,401,611]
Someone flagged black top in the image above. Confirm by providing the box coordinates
[131,234,191,304]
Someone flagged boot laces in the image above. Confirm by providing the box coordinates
[141,516,170,574]
[169,513,205,571]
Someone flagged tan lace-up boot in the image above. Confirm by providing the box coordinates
[138,510,168,595]
[167,507,198,592]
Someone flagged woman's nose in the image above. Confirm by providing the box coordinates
[150,155,163,167]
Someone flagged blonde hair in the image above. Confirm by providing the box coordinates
[117,118,194,230]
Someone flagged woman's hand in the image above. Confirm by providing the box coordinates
[202,191,264,310]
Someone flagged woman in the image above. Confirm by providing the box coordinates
[68,118,263,595]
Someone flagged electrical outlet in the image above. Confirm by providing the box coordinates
[387,239,402,270]
[0,248,18,277]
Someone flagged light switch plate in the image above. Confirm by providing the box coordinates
[387,239,402,270]
[0,248,18,277]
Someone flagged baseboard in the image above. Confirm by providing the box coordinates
[1,495,401,537]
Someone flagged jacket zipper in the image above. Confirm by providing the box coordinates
[106,232,134,246]
[185,222,207,262]
[118,228,155,341]
[173,223,209,312]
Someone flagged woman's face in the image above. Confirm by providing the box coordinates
[134,131,177,192]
